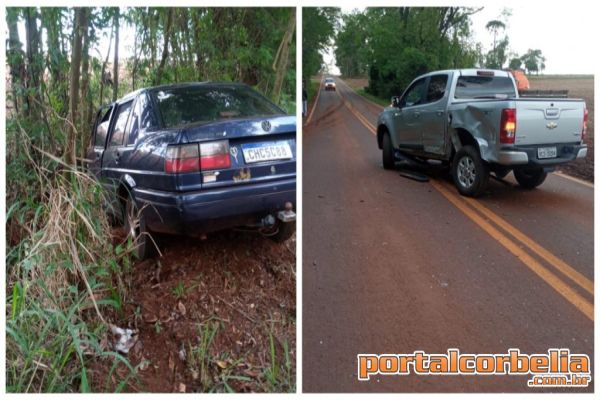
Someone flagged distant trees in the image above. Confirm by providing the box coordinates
[509,57,522,70]
[334,7,482,99]
[520,49,546,75]
[302,7,339,80]
[484,9,512,69]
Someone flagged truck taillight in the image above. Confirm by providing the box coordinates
[165,144,200,173]
[199,140,231,170]
[500,108,516,144]
[165,141,231,173]
[582,108,588,142]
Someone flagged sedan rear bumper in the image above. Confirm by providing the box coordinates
[134,178,296,236]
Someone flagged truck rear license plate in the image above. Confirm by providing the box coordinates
[537,146,557,159]
[242,141,292,163]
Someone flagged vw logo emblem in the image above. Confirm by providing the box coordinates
[261,120,272,132]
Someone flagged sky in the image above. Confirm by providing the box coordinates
[324,5,596,75]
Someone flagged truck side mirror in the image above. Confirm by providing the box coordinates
[391,96,401,108]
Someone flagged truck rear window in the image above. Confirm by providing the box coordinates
[151,85,283,129]
[454,76,516,99]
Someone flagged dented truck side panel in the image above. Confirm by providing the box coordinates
[377,69,587,168]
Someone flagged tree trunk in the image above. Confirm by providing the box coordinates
[192,9,204,81]
[271,9,295,104]
[112,8,120,102]
[6,8,25,114]
[80,8,91,161]
[99,26,113,106]
[155,8,174,85]
[24,7,42,119]
[67,8,85,166]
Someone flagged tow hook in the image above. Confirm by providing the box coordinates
[277,201,296,223]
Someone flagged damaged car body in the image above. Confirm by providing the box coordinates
[87,82,296,259]
[377,69,588,197]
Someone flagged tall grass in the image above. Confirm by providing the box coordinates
[6,120,139,392]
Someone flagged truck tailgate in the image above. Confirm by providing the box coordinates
[515,100,585,145]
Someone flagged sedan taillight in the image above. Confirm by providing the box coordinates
[199,140,231,170]
[165,141,231,174]
[165,144,200,173]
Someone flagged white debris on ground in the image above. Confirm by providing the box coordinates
[110,324,138,354]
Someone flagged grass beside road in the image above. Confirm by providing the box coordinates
[308,78,320,103]
[357,88,389,107]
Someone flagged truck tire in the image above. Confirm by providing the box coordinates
[382,132,395,170]
[124,195,156,260]
[514,167,547,189]
[452,145,489,197]
[266,221,295,243]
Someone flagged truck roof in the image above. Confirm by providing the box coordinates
[417,69,511,78]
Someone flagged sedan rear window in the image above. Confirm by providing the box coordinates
[151,85,283,129]
[454,76,516,99]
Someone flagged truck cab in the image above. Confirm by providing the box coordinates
[377,69,588,197]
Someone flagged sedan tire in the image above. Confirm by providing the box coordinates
[124,195,156,260]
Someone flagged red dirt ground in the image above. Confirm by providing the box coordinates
[91,230,296,393]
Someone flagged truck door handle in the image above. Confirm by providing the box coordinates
[413,112,421,118]
[436,110,444,116]
[115,151,121,163]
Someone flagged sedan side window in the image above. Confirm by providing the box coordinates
[125,99,140,146]
[94,106,113,148]
[426,74,449,103]
[401,78,426,108]
[109,101,133,147]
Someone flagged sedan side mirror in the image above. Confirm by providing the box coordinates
[391,96,401,108]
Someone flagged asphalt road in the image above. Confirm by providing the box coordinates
[302,77,594,392]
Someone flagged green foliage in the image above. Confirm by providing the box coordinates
[302,7,339,79]
[171,281,187,299]
[520,49,546,75]
[509,57,522,70]
[125,8,295,111]
[335,7,481,99]
[334,11,370,77]
[5,121,139,392]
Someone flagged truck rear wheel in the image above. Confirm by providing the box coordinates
[452,145,489,197]
[382,132,395,170]
[514,167,547,189]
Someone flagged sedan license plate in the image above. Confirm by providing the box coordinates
[242,142,292,163]
[537,146,557,159]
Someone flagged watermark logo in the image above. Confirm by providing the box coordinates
[357,348,591,387]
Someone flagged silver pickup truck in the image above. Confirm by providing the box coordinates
[376,69,588,197]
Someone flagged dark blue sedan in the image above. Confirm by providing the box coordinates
[87,82,296,259]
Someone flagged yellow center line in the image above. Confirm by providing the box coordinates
[339,92,594,321]
[553,171,594,189]
[336,87,377,134]
[455,184,594,295]
[431,180,593,321]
